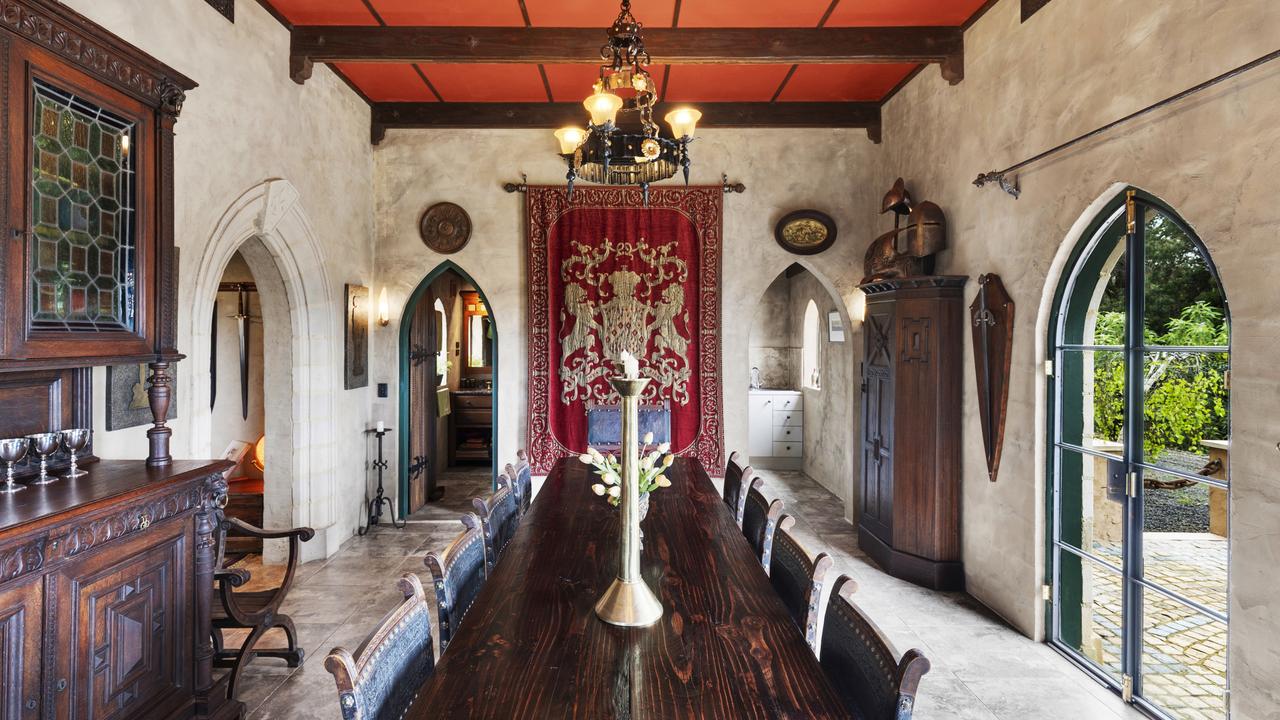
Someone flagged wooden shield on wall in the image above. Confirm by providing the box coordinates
[970,274,1014,482]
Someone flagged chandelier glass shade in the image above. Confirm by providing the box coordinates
[553,0,700,204]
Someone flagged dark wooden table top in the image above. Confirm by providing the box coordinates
[407,456,851,719]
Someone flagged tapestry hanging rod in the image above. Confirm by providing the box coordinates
[502,173,747,195]
[974,46,1280,199]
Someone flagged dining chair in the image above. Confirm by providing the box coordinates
[768,515,833,651]
[324,573,436,720]
[723,452,757,527]
[819,575,931,719]
[424,513,488,652]
[741,486,786,571]
[506,449,533,515]
[472,479,520,573]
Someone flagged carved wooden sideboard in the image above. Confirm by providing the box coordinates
[0,460,242,720]
[858,276,967,590]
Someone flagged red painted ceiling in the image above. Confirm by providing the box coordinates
[263,0,991,104]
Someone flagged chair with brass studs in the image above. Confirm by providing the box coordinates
[768,515,833,652]
[424,512,488,652]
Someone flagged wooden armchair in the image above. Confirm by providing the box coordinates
[819,575,931,719]
[425,513,488,652]
[723,452,756,526]
[768,516,833,652]
[472,479,520,573]
[505,449,533,515]
[325,574,436,720]
[741,486,785,571]
[212,515,315,700]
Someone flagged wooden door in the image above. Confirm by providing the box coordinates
[0,576,42,720]
[51,520,190,720]
[407,290,442,514]
[859,301,895,543]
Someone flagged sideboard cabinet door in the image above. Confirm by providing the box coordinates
[0,576,42,720]
[50,519,192,720]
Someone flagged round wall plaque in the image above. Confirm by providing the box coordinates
[419,202,472,254]
[774,210,837,255]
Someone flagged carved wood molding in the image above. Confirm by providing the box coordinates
[0,537,44,582]
[0,0,195,113]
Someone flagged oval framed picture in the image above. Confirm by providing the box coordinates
[419,202,472,254]
[774,210,837,255]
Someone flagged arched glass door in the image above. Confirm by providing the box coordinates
[1049,190,1230,719]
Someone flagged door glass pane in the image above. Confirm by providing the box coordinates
[1141,351,1230,475]
[1061,216,1127,347]
[1142,473,1228,616]
[1056,549,1124,683]
[30,79,136,331]
[1142,207,1229,350]
[1055,448,1124,561]
[1141,589,1228,719]
[1058,349,1125,455]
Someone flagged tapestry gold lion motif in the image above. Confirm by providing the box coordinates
[559,237,692,406]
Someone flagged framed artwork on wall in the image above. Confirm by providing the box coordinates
[106,364,177,430]
[345,284,370,389]
[828,311,846,342]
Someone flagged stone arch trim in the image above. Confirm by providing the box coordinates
[186,179,339,558]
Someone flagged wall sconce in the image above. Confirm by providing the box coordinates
[377,287,390,327]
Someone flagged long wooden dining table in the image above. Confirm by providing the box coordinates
[404,456,851,719]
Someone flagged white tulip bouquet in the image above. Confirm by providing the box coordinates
[580,432,675,507]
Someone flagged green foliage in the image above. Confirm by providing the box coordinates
[1092,302,1229,458]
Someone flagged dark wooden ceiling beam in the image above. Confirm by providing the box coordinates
[369,101,881,145]
[291,26,963,83]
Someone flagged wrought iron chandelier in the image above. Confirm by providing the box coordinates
[553,0,701,205]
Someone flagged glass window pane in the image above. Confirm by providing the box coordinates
[1055,448,1124,561]
[1061,211,1127,347]
[1142,472,1228,616]
[1142,207,1229,349]
[1141,590,1227,719]
[1058,349,1125,454]
[1141,351,1230,475]
[29,79,136,331]
[1055,549,1124,683]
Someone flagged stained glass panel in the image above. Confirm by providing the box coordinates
[30,79,136,331]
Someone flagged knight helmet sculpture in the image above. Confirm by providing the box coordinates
[862,178,948,283]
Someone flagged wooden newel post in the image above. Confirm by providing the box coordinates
[147,360,173,466]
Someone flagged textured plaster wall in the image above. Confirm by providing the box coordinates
[372,129,874,519]
[749,274,798,389]
[875,0,1280,713]
[72,0,376,552]
[788,270,856,509]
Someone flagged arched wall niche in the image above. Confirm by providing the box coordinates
[186,179,343,563]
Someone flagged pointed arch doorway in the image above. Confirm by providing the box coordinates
[1047,189,1230,719]
[398,261,500,518]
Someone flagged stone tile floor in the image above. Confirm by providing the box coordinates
[227,468,1143,719]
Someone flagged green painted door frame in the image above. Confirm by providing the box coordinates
[398,261,499,518]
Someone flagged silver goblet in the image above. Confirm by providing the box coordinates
[0,438,29,494]
[25,432,61,485]
[60,428,91,478]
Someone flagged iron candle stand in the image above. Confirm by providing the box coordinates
[359,426,404,536]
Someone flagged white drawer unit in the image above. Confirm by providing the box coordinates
[748,390,803,468]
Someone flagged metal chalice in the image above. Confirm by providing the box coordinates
[25,432,61,485]
[0,437,29,494]
[60,428,91,478]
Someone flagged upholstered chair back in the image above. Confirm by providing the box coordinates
[324,573,435,720]
[722,451,754,526]
[472,480,520,572]
[511,449,534,514]
[741,488,786,571]
[424,513,488,652]
[768,516,833,651]
[819,575,931,719]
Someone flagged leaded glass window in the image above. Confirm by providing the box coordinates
[30,79,136,331]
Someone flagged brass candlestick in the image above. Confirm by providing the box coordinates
[594,376,663,627]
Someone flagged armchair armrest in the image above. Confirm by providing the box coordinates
[215,567,251,588]
[224,517,316,541]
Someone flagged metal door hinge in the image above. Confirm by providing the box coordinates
[1044,359,1054,377]
[1126,472,1138,499]
[1122,674,1133,703]
[1042,584,1051,602]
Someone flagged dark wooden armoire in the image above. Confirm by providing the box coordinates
[858,276,967,590]
[0,2,242,718]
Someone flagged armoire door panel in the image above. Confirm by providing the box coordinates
[0,576,42,720]
[52,519,190,720]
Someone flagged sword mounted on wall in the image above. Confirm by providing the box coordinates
[217,282,259,420]
[969,274,1014,482]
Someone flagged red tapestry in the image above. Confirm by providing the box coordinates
[526,186,724,475]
